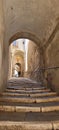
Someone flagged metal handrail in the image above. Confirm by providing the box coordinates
[24,66,59,74]
[38,66,59,71]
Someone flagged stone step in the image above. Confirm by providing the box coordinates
[0,96,59,103]
[8,83,41,87]
[0,121,53,130]
[8,83,41,86]
[30,92,57,97]
[1,91,57,98]
[6,89,51,93]
[8,82,43,86]
[0,111,59,122]
[0,100,59,107]
[0,121,59,130]
[7,86,47,90]
[0,105,59,113]
[4,78,59,130]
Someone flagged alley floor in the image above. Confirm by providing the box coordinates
[0,77,59,129]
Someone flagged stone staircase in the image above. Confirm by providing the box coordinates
[0,78,59,130]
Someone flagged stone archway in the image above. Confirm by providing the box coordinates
[9,31,44,63]
[9,31,41,48]
[9,31,45,81]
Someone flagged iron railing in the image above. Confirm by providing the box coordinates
[24,66,59,74]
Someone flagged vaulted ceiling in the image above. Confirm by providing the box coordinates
[3,0,59,47]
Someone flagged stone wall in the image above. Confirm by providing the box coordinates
[8,45,25,78]
[26,41,40,81]
[8,46,12,79]
[3,0,59,48]
[44,29,59,93]
[0,0,8,91]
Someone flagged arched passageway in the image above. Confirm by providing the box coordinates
[8,36,44,82]
[0,0,59,128]
[0,0,59,94]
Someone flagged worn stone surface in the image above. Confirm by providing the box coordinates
[44,30,59,93]
[0,121,58,130]
[0,0,8,91]
[0,78,59,129]
[26,40,40,81]
[53,122,59,130]
[3,0,59,45]
[0,122,53,130]
[0,0,59,95]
